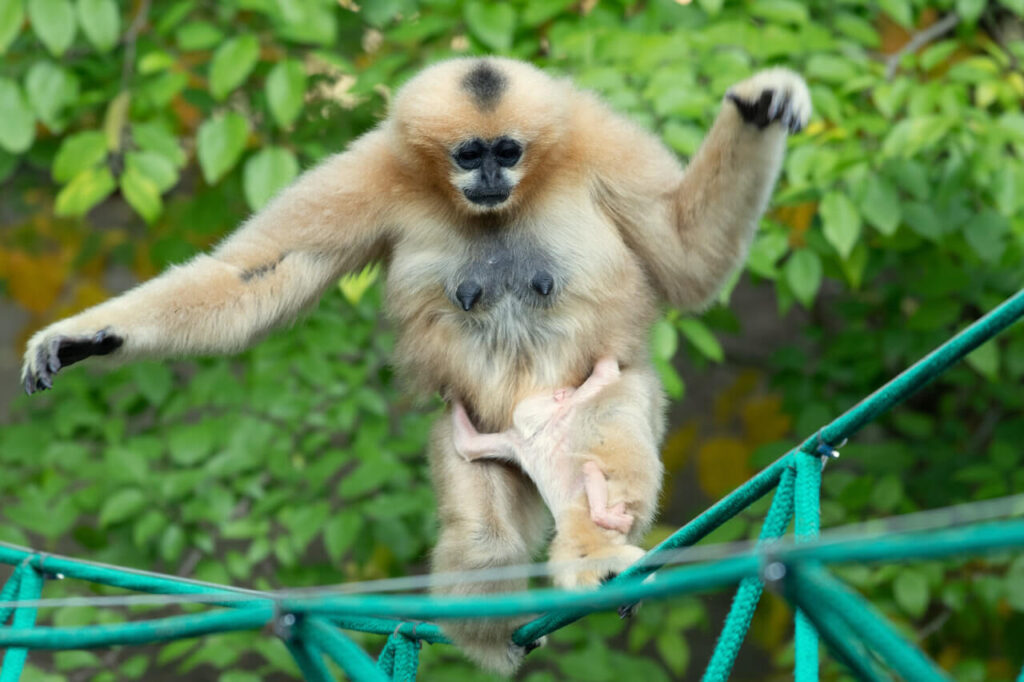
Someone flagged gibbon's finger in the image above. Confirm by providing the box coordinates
[56,328,124,367]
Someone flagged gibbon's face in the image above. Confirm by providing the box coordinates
[449,135,524,208]
[390,58,570,215]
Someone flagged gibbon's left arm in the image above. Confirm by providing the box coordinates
[22,130,399,394]
[585,68,811,310]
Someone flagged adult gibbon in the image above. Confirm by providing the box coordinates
[21,58,810,673]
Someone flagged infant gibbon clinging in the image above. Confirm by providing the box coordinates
[21,58,810,674]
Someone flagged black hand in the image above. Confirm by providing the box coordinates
[727,89,805,133]
[24,328,124,395]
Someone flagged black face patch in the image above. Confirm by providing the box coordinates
[461,62,507,111]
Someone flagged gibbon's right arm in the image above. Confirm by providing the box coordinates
[22,130,398,394]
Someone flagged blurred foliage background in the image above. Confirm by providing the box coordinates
[1,0,1023,680]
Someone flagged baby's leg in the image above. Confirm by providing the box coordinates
[549,366,665,588]
[582,460,633,534]
[451,401,518,462]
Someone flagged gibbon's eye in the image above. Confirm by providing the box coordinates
[454,141,485,170]
[493,138,522,167]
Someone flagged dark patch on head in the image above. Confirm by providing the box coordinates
[240,253,288,282]
[461,62,507,111]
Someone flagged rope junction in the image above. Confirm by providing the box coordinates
[2,288,1023,681]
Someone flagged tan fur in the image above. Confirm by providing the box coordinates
[20,57,809,675]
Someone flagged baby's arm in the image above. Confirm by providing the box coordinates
[582,461,634,534]
[569,357,621,404]
[451,402,519,462]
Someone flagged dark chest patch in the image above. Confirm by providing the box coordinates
[448,235,560,312]
[461,62,507,111]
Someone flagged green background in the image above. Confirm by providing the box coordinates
[1,0,1023,679]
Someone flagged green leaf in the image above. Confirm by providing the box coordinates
[196,112,249,184]
[785,250,822,308]
[168,424,216,466]
[749,0,807,24]
[860,176,900,236]
[522,0,573,26]
[266,59,306,129]
[650,317,678,361]
[747,230,788,278]
[339,262,381,305]
[27,0,75,55]
[209,35,260,100]
[677,319,724,363]
[52,130,106,182]
[1000,0,1024,16]
[819,191,861,259]
[655,631,689,676]
[120,166,162,223]
[878,0,913,28]
[963,210,1008,262]
[464,1,515,52]
[76,0,118,51]
[956,0,986,23]
[160,524,186,563]
[25,60,78,130]
[132,121,186,167]
[243,146,298,211]
[893,569,929,618]
[903,202,942,241]
[1007,556,1024,611]
[99,488,146,526]
[126,150,178,192]
[0,77,35,152]
[323,512,360,561]
[175,20,223,51]
[54,166,115,216]
[697,0,724,14]
[966,339,999,380]
[0,0,25,54]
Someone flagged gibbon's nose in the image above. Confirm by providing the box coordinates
[456,280,483,311]
[531,271,553,296]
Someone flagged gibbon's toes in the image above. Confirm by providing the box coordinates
[523,635,547,655]
[617,602,640,619]
[22,328,124,395]
[727,67,811,133]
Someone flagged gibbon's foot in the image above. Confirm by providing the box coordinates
[551,543,646,590]
[590,501,635,535]
[726,68,811,133]
[22,328,123,394]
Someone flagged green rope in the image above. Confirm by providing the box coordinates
[0,287,1020,682]
[794,450,823,681]
[786,563,950,682]
[0,565,42,682]
[702,466,795,681]
[0,568,22,625]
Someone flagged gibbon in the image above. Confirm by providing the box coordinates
[21,58,810,674]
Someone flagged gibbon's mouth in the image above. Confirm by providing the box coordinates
[463,188,511,206]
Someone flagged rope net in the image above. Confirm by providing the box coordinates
[2,288,1024,682]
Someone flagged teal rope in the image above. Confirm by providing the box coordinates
[0,565,42,682]
[702,467,795,682]
[0,568,22,625]
[787,564,950,682]
[785,575,889,682]
[794,451,822,681]
[378,633,419,682]
[285,637,335,682]
[299,617,389,682]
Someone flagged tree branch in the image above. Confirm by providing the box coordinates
[885,12,961,80]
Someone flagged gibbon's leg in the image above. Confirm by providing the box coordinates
[21,131,398,393]
[593,68,810,311]
[429,414,550,676]
[548,367,665,589]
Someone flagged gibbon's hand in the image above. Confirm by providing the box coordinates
[22,328,123,394]
[725,68,811,133]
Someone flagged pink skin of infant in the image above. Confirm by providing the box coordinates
[451,356,634,534]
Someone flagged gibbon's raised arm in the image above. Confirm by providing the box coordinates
[22,129,398,394]
[584,68,811,310]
